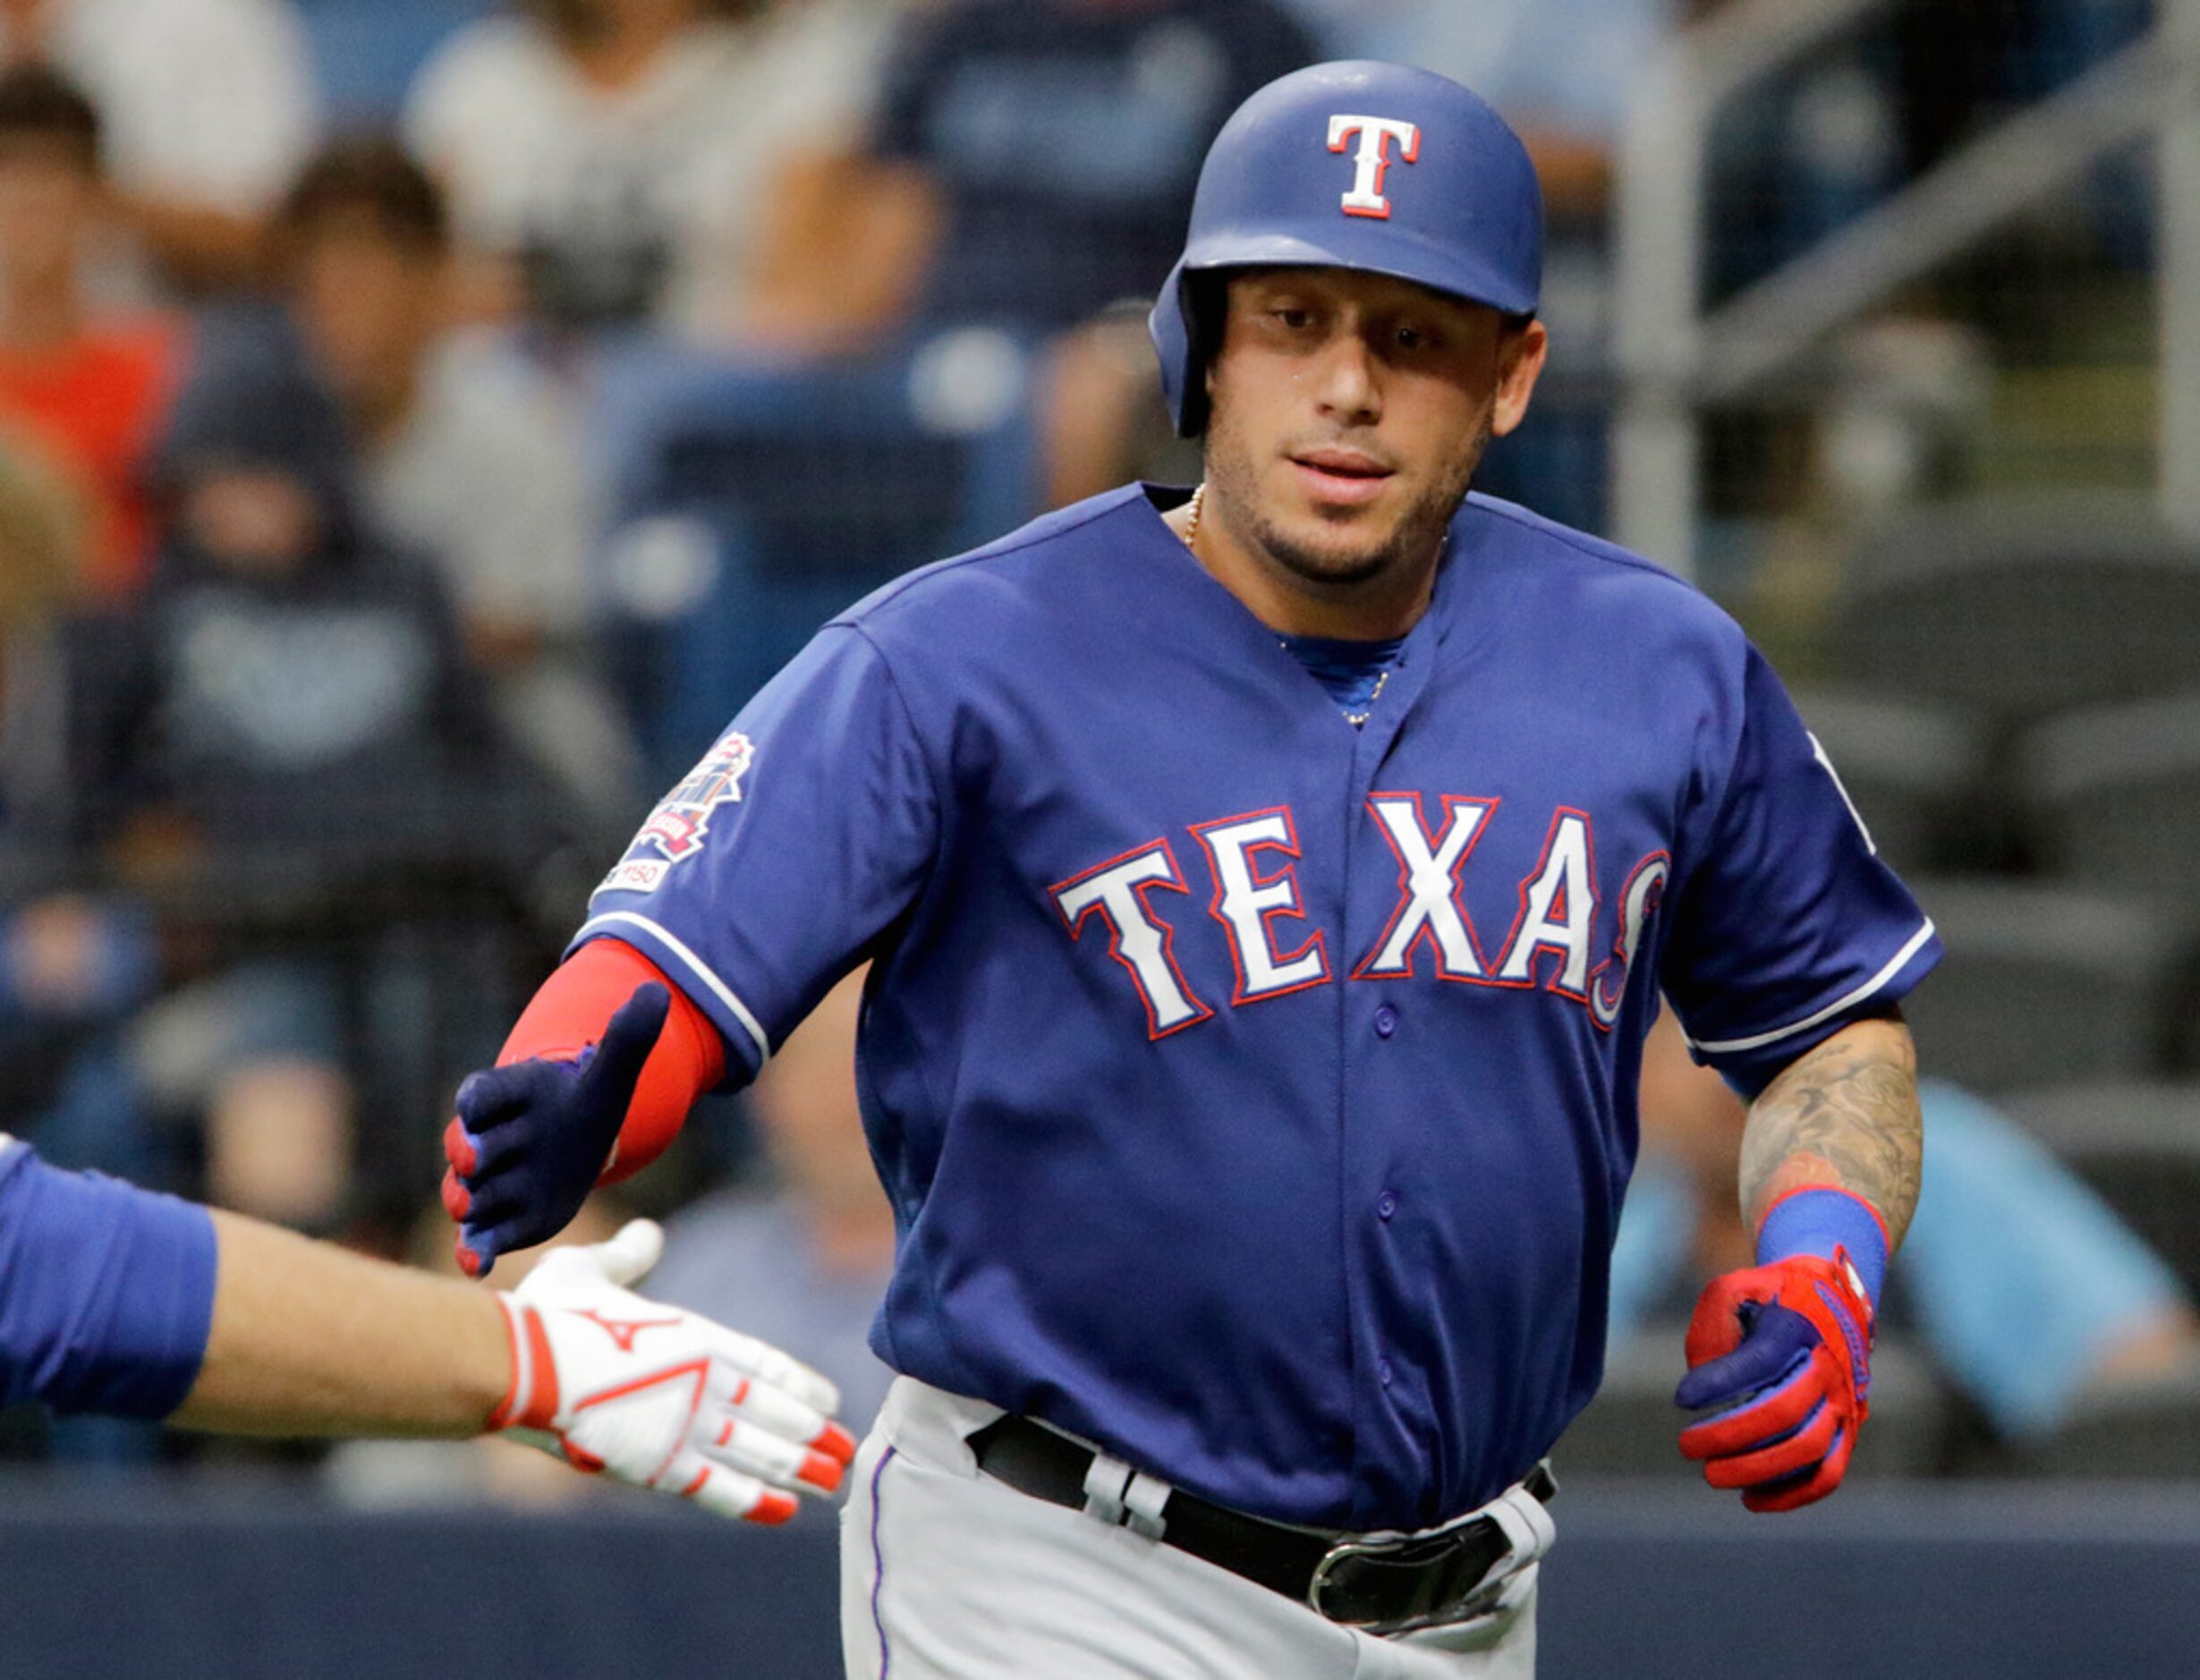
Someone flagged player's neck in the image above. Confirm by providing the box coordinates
[1167,485,1437,642]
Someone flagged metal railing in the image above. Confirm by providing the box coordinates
[1611,0,2200,576]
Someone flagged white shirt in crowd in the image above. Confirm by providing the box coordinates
[367,330,598,641]
[0,0,320,214]
[403,1,897,336]
[364,328,640,818]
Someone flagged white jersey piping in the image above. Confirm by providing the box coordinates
[1684,919,1937,1056]
[572,911,772,1065]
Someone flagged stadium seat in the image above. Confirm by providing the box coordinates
[2011,1365,2200,1478]
[589,334,1043,779]
[1832,495,2200,723]
[1898,878,2185,1091]
[2015,692,2200,907]
[2002,1082,2200,1298]
[1560,1331,1949,1479]
[1788,686,1998,875]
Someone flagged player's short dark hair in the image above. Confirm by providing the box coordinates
[276,136,449,255]
[0,64,102,173]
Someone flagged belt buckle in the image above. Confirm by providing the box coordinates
[1304,1506,1512,1637]
[1293,1530,1434,1635]
[1306,1532,1393,1625]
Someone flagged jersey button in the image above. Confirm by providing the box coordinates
[1373,1005,1398,1038]
[1377,1359,1395,1387]
[1376,1190,1397,1221]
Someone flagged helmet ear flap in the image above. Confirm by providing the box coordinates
[1149,265,1230,438]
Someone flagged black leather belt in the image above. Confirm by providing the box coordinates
[967,1414,1555,1633]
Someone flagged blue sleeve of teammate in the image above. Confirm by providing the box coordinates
[1660,644,1941,1092]
[0,1135,217,1418]
[572,624,939,1079]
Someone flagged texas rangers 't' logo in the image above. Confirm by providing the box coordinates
[638,731,755,861]
[1327,115,1421,219]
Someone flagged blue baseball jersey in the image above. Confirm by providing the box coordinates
[574,484,1939,1531]
[0,1133,217,1417]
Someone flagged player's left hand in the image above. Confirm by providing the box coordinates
[1675,1252,1874,1513]
[490,1218,857,1523]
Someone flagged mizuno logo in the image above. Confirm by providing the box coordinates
[571,1309,684,1353]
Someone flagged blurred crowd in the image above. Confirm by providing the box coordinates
[0,0,2191,1484]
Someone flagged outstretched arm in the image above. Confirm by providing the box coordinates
[172,1209,507,1438]
[0,1141,851,1520]
[179,1211,854,1522]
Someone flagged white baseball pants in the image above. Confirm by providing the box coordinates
[840,1378,1542,1678]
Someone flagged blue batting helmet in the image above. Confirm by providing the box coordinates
[1150,61,1544,437]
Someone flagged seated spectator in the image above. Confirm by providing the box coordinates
[64,344,552,1229]
[0,426,81,680]
[0,64,185,600]
[738,0,1320,504]
[403,0,893,336]
[270,137,636,820]
[1614,1013,2200,1442]
[752,0,1315,345]
[0,0,321,292]
[0,434,162,1185]
[648,965,896,1432]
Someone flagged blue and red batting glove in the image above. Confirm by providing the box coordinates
[1676,1187,1888,1513]
[442,983,671,1278]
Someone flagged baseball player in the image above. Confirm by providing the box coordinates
[0,1107,853,1517]
[444,62,1937,1676]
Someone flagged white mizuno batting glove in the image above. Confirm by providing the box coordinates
[487,1218,854,1522]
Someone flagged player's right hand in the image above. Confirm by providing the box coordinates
[492,1218,857,1522]
[443,982,669,1277]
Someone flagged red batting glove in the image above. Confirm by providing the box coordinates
[1675,1251,1875,1514]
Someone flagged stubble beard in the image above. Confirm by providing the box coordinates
[1203,407,1491,598]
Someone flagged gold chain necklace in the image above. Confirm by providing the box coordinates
[1187,483,1389,726]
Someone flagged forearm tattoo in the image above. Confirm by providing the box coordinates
[1737,1019,1924,1247]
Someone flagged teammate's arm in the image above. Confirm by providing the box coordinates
[0,1140,852,1518]
[173,1208,508,1437]
[180,1209,853,1521]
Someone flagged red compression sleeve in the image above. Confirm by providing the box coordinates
[497,938,726,1183]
